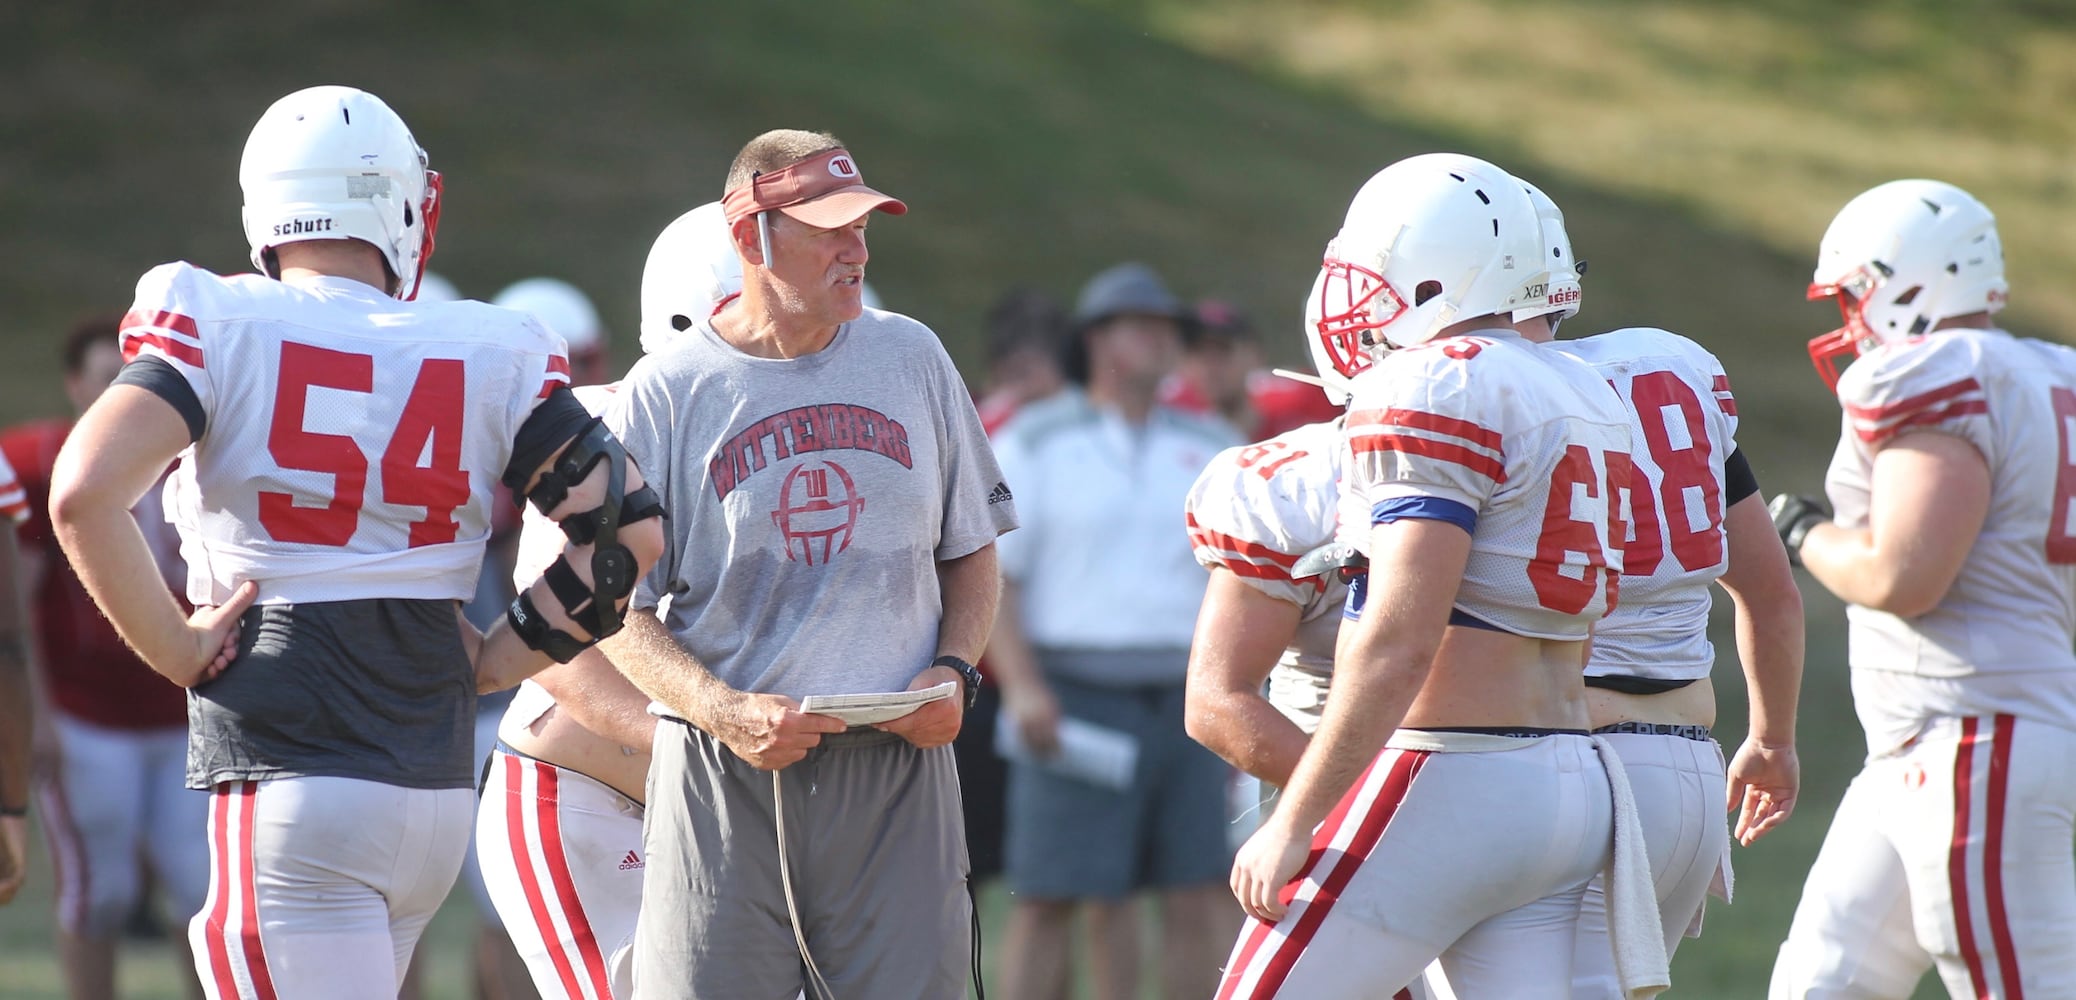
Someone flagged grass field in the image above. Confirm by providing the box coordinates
[0,0,2034,995]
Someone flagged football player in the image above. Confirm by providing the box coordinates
[474,201,740,1000]
[1768,180,2076,998]
[47,86,665,1000]
[1527,182,1805,997]
[0,448,29,906]
[1217,153,1664,999]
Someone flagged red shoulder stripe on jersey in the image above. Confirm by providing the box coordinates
[537,355,575,398]
[1351,434,1506,484]
[1851,401,1989,444]
[1983,714,2023,999]
[121,331,205,368]
[1949,718,1992,1000]
[119,310,204,366]
[1185,514,1300,569]
[1711,375,1738,416]
[1347,407,1502,451]
[1842,377,1982,423]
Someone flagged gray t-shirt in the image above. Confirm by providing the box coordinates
[607,308,1017,698]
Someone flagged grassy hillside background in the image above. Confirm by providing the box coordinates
[7,0,2066,995]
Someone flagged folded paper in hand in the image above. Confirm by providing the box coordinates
[799,681,958,726]
[993,711,1139,791]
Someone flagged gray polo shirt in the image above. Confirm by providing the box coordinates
[606,308,1016,698]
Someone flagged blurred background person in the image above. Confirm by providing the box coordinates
[1161,298,1341,442]
[957,285,1071,890]
[1,314,205,1000]
[0,450,31,907]
[987,262,1242,1000]
[975,287,1070,436]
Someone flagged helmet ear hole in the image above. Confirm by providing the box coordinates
[671,314,693,332]
[1893,286,1921,306]
[404,203,415,227]
[1414,280,1443,306]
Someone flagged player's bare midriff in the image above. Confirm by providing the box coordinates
[1398,626,1593,732]
[1587,680,1716,730]
[504,704,651,804]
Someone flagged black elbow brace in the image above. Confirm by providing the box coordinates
[504,418,664,662]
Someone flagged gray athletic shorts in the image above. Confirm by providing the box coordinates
[633,721,972,1000]
[1006,663,1235,900]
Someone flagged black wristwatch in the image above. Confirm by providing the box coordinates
[932,654,984,712]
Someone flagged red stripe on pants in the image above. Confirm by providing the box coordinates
[1220,749,1428,998]
[534,761,615,999]
[235,783,279,999]
[204,786,239,999]
[504,754,588,996]
[1983,714,2024,999]
[1950,719,1990,1000]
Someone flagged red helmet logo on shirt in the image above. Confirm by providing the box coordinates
[771,460,866,565]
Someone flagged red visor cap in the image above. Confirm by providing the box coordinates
[721,148,908,229]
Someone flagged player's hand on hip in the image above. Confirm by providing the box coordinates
[719,692,847,770]
[1004,683,1062,757]
[1231,815,1309,924]
[178,580,259,687]
[1726,737,1800,846]
[875,665,965,749]
[0,815,28,905]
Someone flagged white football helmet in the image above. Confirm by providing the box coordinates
[1806,179,2006,388]
[239,86,441,300]
[494,278,602,353]
[1299,268,1359,406]
[1311,153,1544,379]
[639,201,745,356]
[1514,178,1583,332]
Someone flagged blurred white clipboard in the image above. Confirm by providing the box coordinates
[993,712,1139,790]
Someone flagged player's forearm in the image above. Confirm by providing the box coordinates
[528,651,659,752]
[934,543,1000,664]
[1799,523,1935,616]
[1273,631,1430,833]
[600,609,742,730]
[50,500,200,684]
[1189,687,1310,788]
[1728,585,1803,746]
[474,617,551,694]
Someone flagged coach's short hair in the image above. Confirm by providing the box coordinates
[724,130,846,196]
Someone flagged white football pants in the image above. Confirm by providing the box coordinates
[189,776,473,1000]
[1771,714,2076,999]
[477,747,646,1000]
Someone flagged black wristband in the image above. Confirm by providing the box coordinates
[933,654,983,712]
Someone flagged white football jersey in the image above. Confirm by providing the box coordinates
[126,262,569,606]
[0,448,24,525]
[1186,418,1347,678]
[1827,328,2076,751]
[1339,330,1631,640]
[1549,328,1739,682]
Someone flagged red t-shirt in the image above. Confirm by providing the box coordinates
[1,419,187,730]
